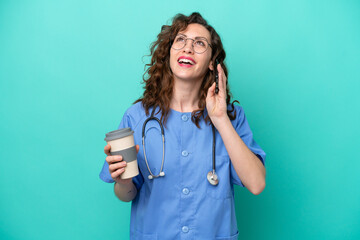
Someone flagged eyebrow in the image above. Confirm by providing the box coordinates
[177,33,209,41]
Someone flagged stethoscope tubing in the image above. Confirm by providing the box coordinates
[142,106,219,185]
[212,124,216,174]
[142,114,166,179]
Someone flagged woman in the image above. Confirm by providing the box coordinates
[99,12,266,240]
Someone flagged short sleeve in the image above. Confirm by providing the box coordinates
[99,110,144,191]
[230,106,266,187]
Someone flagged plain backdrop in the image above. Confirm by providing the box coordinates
[1,0,360,239]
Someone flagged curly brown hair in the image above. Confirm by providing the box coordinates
[134,12,239,128]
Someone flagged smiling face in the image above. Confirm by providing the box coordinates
[169,23,214,83]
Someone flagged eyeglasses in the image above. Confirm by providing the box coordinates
[171,35,212,54]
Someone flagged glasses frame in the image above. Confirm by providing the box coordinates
[171,35,212,54]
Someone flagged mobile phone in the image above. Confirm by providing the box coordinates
[214,59,219,94]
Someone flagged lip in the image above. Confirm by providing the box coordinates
[178,62,193,68]
[178,56,196,64]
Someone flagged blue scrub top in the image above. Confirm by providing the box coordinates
[99,102,266,240]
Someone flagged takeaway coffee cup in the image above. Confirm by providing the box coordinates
[104,128,139,179]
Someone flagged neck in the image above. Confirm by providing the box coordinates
[170,77,202,113]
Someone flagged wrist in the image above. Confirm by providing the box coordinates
[211,115,231,131]
[115,178,133,186]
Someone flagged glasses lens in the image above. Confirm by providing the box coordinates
[172,36,186,50]
[193,39,208,54]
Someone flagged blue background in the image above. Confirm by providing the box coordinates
[1,0,359,239]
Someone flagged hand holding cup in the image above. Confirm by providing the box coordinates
[104,144,140,184]
[104,128,140,183]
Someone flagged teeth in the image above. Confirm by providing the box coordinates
[178,58,194,65]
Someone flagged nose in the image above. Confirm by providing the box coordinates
[182,39,194,54]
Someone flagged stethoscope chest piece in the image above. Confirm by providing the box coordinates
[207,170,219,186]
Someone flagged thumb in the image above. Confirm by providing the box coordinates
[136,144,140,153]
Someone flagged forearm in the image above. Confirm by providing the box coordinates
[114,180,137,202]
[214,117,266,195]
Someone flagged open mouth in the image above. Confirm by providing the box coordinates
[177,57,196,66]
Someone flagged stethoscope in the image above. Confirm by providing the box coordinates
[142,107,219,186]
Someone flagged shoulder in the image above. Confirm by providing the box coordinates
[227,103,244,119]
[233,104,244,114]
[125,101,145,116]
[227,103,246,127]
[123,101,147,128]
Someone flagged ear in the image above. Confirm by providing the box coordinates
[208,60,214,71]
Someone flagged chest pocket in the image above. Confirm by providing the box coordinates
[206,155,233,199]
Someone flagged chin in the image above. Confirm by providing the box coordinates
[171,65,206,82]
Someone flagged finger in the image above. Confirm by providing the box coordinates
[221,65,227,91]
[111,168,125,179]
[207,82,216,98]
[109,161,127,172]
[106,155,123,164]
[218,64,227,94]
[217,64,224,93]
[136,144,140,153]
[104,144,111,156]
